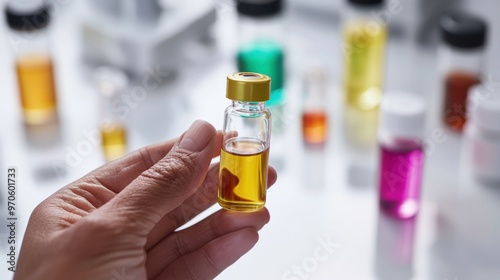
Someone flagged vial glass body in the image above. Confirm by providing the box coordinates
[237,15,285,107]
[378,139,424,218]
[218,101,271,211]
[13,28,58,125]
[302,68,328,145]
[440,46,482,132]
[342,4,387,111]
[95,68,128,162]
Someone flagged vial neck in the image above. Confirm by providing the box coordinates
[233,101,265,111]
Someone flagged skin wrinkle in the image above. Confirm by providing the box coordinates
[138,146,156,170]
[89,176,118,202]
[202,243,221,274]
[112,195,164,233]
[172,234,193,266]
[177,254,200,280]
[51,204,83,229]
[105,162,140,188]
[208,211,223,238]
[66,185,103,210]
[140,151,199,197]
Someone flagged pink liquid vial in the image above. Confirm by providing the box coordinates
[379,142,424,218]
[378,93,426,219]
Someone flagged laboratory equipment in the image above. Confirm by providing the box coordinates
[378,93,426,219]
[302,67,328,146]
[218,72,272,212]
[236,0,285,108]
[463,85,500,185]
[95,67,129,162]
[6,1,58,126]
[439,12,487,132]
[81,0,216,79]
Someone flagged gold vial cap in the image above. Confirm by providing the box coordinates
[226,72,271,102]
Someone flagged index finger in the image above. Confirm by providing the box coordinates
[84,132,223,194]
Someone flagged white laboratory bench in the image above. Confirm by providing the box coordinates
[0,0,499,279]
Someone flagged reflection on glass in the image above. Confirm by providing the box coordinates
[374,211,416,280]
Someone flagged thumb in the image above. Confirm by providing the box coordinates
[96,120,217,235]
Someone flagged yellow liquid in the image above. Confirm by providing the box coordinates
[343,21,387,110]
[218,138,269,212]
[101,123,127,161]
[16,53,58,125]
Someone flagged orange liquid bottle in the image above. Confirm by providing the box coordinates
[302,67,328,146]
[439,13,487,133]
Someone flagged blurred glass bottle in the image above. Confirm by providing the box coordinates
[342,0,387,111]
[6,1,58,125]
[378,93,426,219]
[302,67,328,146]
[342,0,387,149]
[236,0,285,108]
[439,12,487,133]
[463,84,500,185]
[95,67,129,162]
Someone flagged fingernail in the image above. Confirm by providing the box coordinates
[178,121,214,152]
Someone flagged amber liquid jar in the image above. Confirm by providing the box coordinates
[6,2,58,126]
[439,12,487,133]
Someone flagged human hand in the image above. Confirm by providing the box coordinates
[15,120,277,280]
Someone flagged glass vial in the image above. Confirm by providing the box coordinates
[378,93,426,219]
[218,72,272,212]
[94,67,129,162]
[464,85,500,185]
[236,0,284,108]
[342,0,387,111]
[6,1,58,125]
[439,12,487,132]
[302,67,328,146]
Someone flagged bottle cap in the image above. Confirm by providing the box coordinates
[468,85,500,133]
[380,93,426,140]
[226,72,271,102]
[348,0,383,6]
[5,1,50,31]
[440,12,487,49]
[237,0,282,17]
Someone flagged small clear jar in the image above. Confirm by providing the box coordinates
[6,1,57,125]
[218,72,272,212]
[236,0,284,108]
[439,12,487,132]
[378,93,426,219]
[463,85,500,185]
[302,67,328,146]
[94,67,129,162]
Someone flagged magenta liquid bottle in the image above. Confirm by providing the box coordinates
[378,93,426,219]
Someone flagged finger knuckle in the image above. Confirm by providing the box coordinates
[141,150,198,192]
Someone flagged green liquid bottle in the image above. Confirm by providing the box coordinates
[238,40,284,107]
[236,0,285,108]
